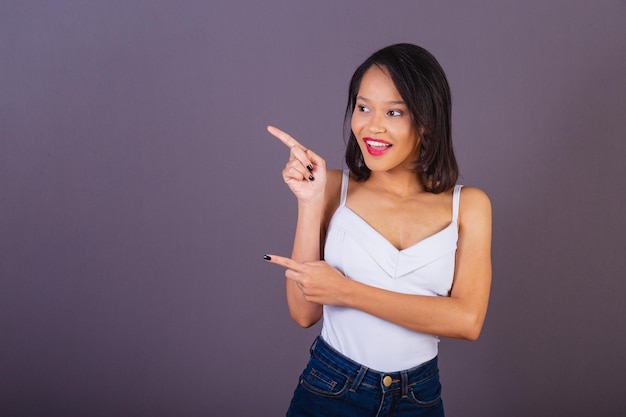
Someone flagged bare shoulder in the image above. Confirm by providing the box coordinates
[458,186,492,226]
[459,186,491,207]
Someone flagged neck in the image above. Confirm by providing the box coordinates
[367,169,424,197]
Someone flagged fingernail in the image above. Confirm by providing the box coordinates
[306,164,313,172]
[308,175,315,181]
[263,255,271,261]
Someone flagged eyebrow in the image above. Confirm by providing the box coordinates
[356,96,406,105]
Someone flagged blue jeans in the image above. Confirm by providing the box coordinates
[286,337,445,416]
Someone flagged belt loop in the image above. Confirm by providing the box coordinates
[401,371,409,398]
[310,337,319,354]
[349,366,368,393]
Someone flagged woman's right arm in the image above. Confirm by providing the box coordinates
[287,170,342,327]
[267,126,340,327]
[287,198,325,327]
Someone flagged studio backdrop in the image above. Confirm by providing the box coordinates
[2,1,626,416]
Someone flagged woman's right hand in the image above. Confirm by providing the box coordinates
[267,126,326,205]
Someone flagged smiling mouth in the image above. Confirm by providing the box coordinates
[363,138,392,155]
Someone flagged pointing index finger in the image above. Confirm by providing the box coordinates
[263,254,304,272]
[267,125,303,149]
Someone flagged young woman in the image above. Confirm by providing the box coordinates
[264,43,492,417]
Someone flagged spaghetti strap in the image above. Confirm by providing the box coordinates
[452,184,463,223]
[339,170,349,207]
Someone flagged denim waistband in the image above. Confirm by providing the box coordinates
[310,336,439,397]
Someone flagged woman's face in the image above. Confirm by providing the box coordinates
[351,66,420,174]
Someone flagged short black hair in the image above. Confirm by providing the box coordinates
[344,43,458,193]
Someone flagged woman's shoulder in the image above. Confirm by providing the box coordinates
[459,185,490,201]
[457,186,492,225]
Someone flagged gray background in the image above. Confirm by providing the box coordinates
[2,1,626,416]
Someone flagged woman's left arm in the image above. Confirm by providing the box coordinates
[347,187,492,340]
[265,187,492,341]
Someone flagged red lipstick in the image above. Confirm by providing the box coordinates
[363,137,392,156]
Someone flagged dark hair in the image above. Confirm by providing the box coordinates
[344,43,458,193]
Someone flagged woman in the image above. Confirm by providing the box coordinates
[264,43,492,416]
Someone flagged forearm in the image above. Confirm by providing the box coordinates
[286,200,325,327]
[343,280,489,340]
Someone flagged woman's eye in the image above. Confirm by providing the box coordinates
[357,105,370,113]
[388,110,402,116]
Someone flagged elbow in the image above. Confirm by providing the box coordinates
[286,298,322,328]
[458,312,485,341]
[290,312,321,329]
[292,317,318,329]
[462,326,482,342]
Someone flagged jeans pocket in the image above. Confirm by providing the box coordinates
[299,357,350,398]
[407,370,442,407]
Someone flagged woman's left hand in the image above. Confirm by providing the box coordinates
[264,254,351,306]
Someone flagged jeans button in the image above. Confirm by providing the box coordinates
[382,375,392,387]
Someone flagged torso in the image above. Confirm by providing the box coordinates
[320,169,462,371]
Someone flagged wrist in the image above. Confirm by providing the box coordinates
[297,196,324,210]
[338,277,358,308]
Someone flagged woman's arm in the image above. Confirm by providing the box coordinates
[347,187,492,340]
[287,171,341,328]
[266,126,341,328]
[286,199,324,328]
[267,186,492,339]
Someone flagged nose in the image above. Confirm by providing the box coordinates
[368,115,386,134]
[369,125,386,134]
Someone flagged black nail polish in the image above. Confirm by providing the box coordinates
[308,175,315,181]
[306,164,313,172]
[263,255,271,261]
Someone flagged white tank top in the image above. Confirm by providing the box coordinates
[320,170,462,372]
